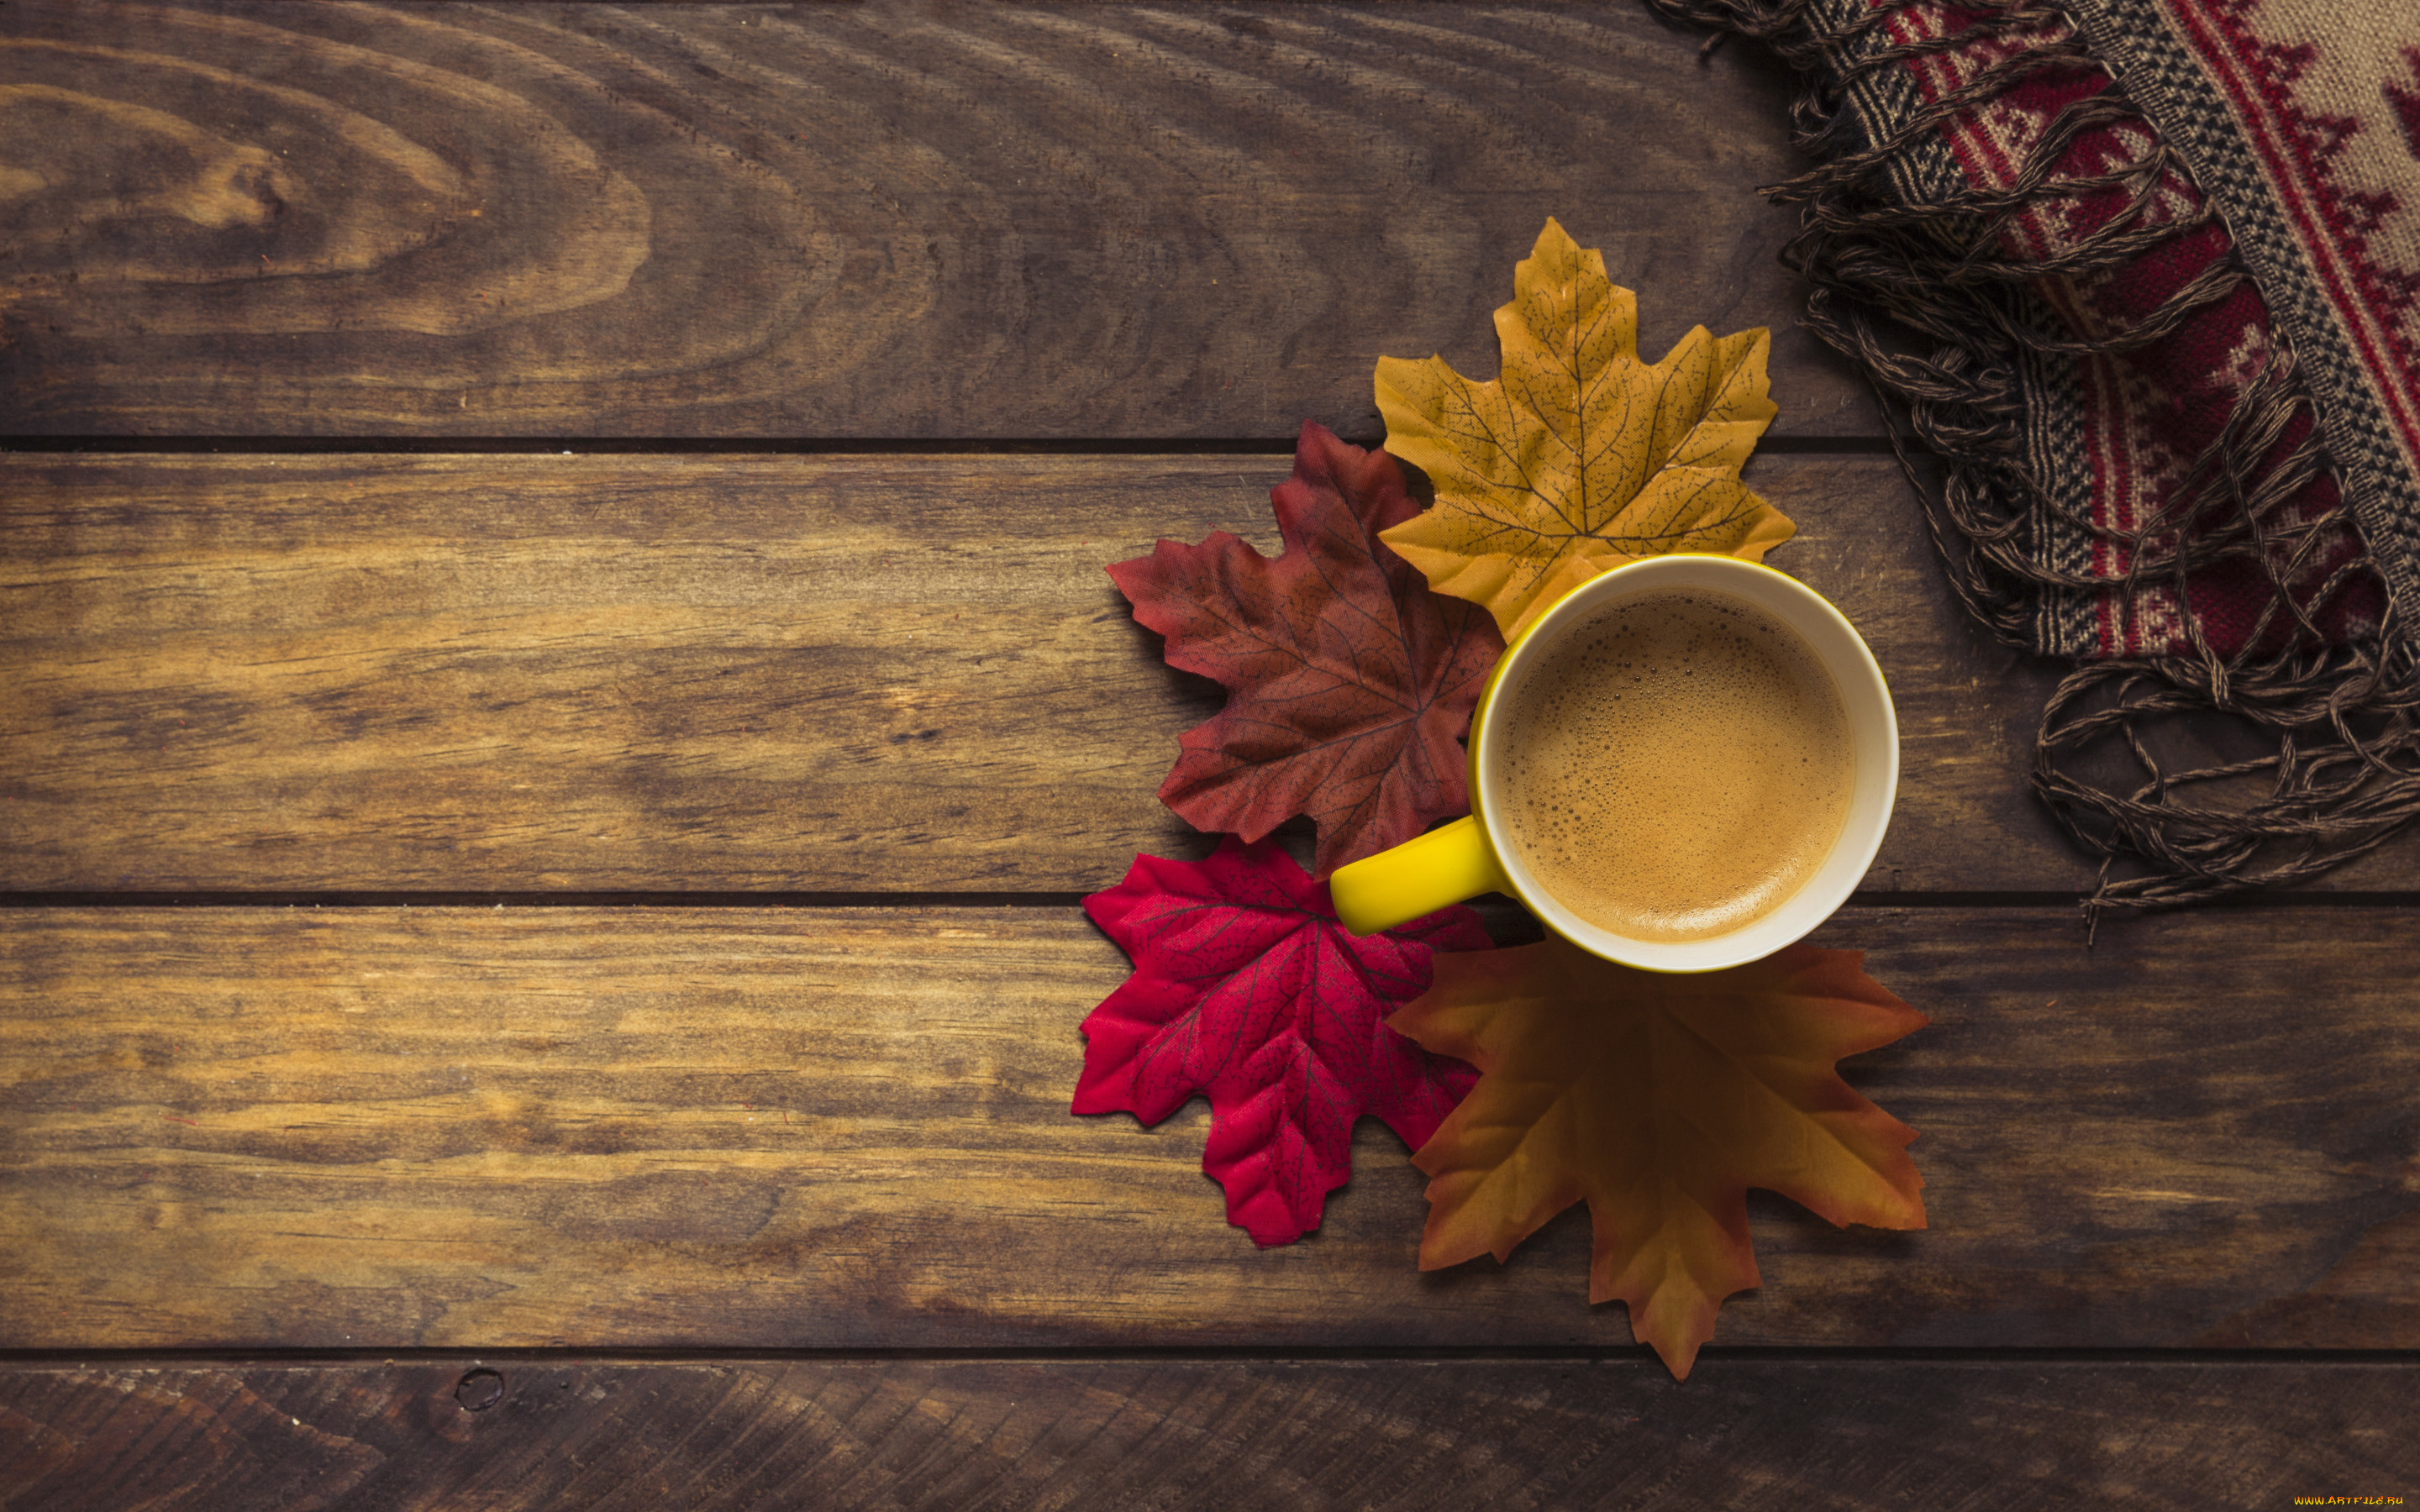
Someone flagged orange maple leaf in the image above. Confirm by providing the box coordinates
[1388,937,1927,1378]
[1376,218,1793,639]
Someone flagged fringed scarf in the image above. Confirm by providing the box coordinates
[1652,0,2420,916]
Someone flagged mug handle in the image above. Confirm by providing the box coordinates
[1330,815,1514,935]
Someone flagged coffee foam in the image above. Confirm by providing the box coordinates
[1496,588,1853,943]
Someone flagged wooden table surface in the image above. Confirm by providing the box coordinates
[3,3,2414,1507]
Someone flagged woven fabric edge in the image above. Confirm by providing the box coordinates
[2064,0,2420,654]
[1642,0,2420,913]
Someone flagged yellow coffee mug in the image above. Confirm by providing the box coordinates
[1330,554,1898,973]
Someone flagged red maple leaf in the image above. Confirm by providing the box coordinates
[1109,422,1505,876]
[1075,837,1494,1246]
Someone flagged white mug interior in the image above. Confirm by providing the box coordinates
[1473,554,1899,973]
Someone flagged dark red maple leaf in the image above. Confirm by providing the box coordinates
[1075,837,1494,1246]
[1109,422,1505,876]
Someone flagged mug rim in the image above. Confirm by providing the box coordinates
[1468,554,1899,973]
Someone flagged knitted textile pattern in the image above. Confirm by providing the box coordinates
[1652,0,2420,913]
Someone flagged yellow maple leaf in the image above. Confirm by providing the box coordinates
[1376,218,1794,638]
[1387,937,1926,1379]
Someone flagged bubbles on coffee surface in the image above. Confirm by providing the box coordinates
[1497,589,1854,943]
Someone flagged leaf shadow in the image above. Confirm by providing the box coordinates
[1101,582,1228,714]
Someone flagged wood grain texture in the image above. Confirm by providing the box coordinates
[0,1358,2410,1510]
[4,905,2416,1352]
[2,451,2132,894]
[0,0,1872,438]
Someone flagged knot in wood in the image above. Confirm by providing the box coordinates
[455,1368,506,1413]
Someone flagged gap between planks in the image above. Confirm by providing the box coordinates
[10,891,2420,909]
[2,1345,2417,1368]
[0,437,1907,455]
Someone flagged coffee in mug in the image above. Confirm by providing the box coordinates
[1330,554,1898,974]
[1493,590,1854,943]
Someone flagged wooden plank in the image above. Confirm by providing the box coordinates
[4,905,2416,1351]
[0,0,1874,438]
[3,451,2122,895]
[0,1358,2408,1510]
